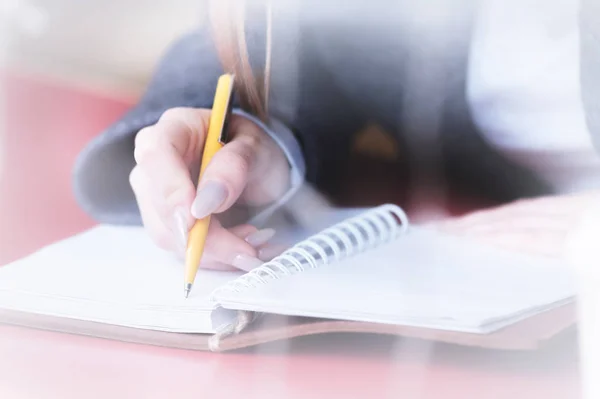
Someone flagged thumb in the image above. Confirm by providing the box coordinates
[191,124,262,219]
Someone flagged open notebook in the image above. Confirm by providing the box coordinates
[0,204,577,351]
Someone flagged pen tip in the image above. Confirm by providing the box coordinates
[184,283,192,299]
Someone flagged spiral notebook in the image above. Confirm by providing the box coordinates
[0,205,577,351]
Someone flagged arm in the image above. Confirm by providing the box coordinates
[435,0,600,259]
[73,28,234,226]
[73,27,308,227]
[73,13,366,227]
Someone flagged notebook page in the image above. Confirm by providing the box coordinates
[215,227,576,333]
[0,226,242,333]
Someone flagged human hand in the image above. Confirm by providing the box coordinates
[433,191,599,258]
[129,107,290,271]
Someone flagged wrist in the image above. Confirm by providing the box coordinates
[232,109,306,226]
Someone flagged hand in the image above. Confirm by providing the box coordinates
[433,191,599,258]
[129,107,290,271]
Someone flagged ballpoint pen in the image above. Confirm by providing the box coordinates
[184,74,234,298]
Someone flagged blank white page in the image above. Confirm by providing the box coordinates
[215,227,576,333]
[0,226,242,333]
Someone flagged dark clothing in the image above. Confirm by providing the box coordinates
[73,0,567,226]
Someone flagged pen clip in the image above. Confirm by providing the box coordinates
[218,75,235,145]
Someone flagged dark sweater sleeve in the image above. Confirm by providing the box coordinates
[72,28,230,225]
[73,15,365,226]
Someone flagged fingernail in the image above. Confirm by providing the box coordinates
[231,254,264,272]
[245,228,276,247]
[191,181,228,219]
[174,208,189,252]
[258,245,286,261]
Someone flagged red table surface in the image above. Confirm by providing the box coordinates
[0,71,130,265]
[0,70,582,399]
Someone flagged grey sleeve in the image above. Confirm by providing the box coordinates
[72,29,226,225]
[73,4,369,226]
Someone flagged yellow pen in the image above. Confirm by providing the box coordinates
[184,74,235,298]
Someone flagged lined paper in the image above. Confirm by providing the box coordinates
[0,226,242,333]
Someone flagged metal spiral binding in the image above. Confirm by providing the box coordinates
[211,204,409,297]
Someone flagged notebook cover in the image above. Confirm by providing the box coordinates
[0,303,576,351]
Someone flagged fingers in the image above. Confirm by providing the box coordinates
[130,166,180,253]
[132,108,208,259]
[131,107,286,271]
[473,229,566,258]
[256,244,287,262]
[132,166,279,271]
[199,221,259,271]
[134,108,211,222]
[190,117,264,219]
[194,221,279,272]
[432,196,587,259]
[134,108,288,224]
[437,209,571,234]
